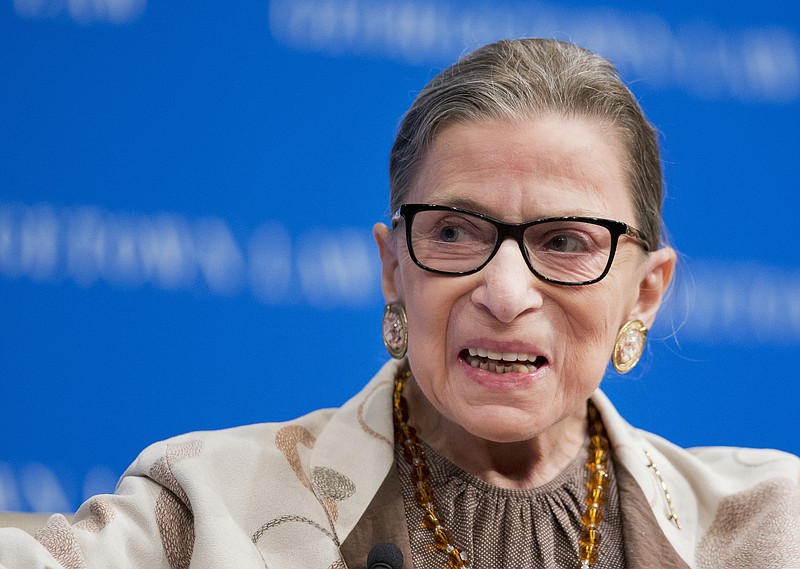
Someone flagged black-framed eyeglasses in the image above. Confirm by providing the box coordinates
[392,204,650,286]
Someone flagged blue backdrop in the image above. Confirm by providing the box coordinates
[1,0,798,513]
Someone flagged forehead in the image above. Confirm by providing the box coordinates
[409,115,635,223]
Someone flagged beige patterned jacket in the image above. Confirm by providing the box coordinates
[1,359,798,568]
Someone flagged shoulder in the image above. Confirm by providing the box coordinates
[119,359,400,505]
[638,427,800,504]
[128,358,402,474]
[125,406,340,479]
[108,362,399,568]
[656,441,800,568]
[684,443,800,483]
[620,413,799,515]
[643,432,800,522]
[593,390,800,566]
[592,389,799,495]
[659,439,800,567]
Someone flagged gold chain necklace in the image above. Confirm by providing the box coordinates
[392,365,610,569]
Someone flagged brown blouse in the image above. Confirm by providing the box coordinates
[395,439,626,568]
[339,444,690,569]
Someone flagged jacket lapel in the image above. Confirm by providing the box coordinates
[615,459,691,568]
[339,467,413,569]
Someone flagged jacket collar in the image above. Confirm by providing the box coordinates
[313,360,692,566]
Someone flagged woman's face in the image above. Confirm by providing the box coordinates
[375,114,674,443]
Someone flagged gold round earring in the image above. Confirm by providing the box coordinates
[382,302,408,359]
[612,319,648,373]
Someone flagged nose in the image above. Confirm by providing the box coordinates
[470,238,544,323]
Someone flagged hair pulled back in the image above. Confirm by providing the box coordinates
[389,38,664,250]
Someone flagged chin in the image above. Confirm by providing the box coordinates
[474,430,535,444]
[461,412,545,444]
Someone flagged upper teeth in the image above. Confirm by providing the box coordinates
[467,347,538,362]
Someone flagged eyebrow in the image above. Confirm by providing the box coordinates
[428,194,483,210]
[428,195,493,214]
[419,195,608,221]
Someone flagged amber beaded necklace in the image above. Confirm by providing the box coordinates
[393,365,611,569]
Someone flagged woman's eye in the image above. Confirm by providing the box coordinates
[439,226,462,242]
[546,234,586,252]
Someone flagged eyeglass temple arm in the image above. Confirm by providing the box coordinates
[625,226,651,252]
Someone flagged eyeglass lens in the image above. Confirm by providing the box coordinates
[409,209,614,283]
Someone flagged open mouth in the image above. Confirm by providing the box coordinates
[461,347,547,374]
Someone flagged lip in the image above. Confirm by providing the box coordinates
[457,339,550,390]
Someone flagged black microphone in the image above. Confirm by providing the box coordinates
[367,542,404,569]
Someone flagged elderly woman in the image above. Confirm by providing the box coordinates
[1,38,798,569]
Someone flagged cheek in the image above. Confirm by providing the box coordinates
[400,268,474,363]
[558,283,631,374]
[563,287,622,336]
[398,264,448,343]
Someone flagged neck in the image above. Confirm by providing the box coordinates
[405,378,588,490]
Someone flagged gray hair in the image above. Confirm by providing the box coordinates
[389,38,664,250]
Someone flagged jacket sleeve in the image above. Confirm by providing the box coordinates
[0,440,194,569]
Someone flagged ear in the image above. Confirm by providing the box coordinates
[629,246,676,328]
[373,222,402,303]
